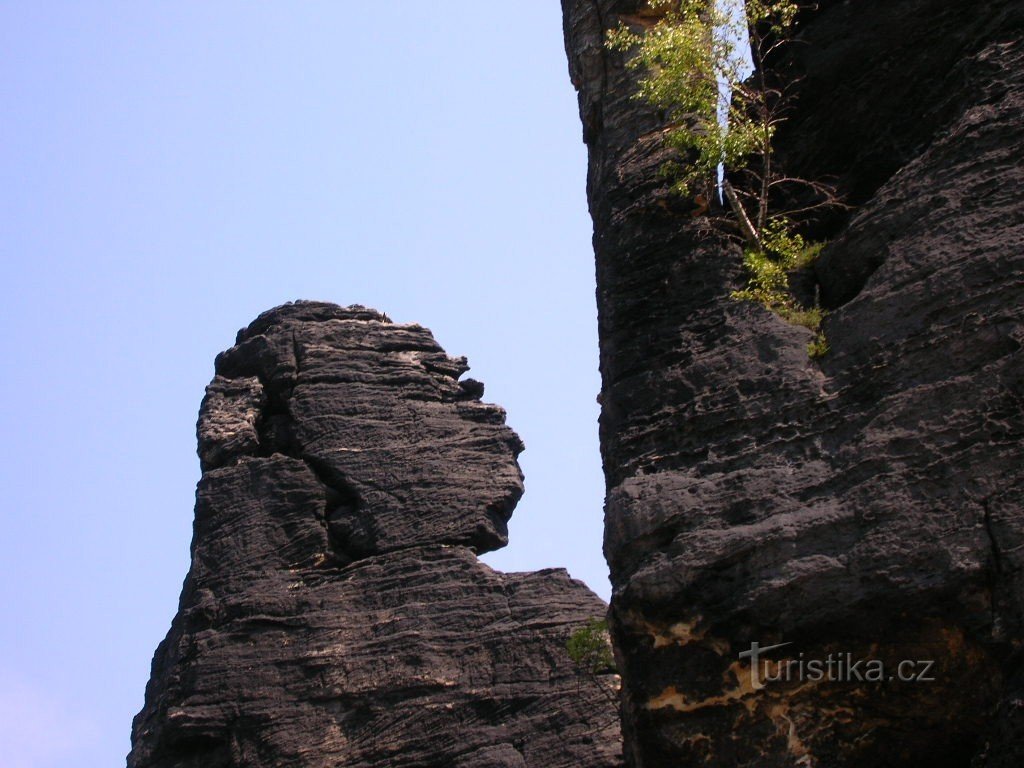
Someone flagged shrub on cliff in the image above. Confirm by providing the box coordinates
[608,0,838,355]
[567,619,616,676]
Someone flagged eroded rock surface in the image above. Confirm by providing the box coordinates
[129,302,621,768]
[563,1,1023,766]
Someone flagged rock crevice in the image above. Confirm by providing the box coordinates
[562,1,1024,765]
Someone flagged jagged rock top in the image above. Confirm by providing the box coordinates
[233,302,392,343]
[130,302,622,768]
[199,300,524,561]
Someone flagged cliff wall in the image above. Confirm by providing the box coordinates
[563,2,1024,765]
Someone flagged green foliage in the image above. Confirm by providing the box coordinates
[807,332,830,359]
[787,240,824,270]
[566,619,616,676]
[732,227,829,357]
[731,219,815,308]
[608,2,833,358]
[607,0,798,201]
[778,304,825,332]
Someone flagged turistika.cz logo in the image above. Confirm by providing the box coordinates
[738,641,937,690]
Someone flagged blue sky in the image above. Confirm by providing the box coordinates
[0,3,603,765]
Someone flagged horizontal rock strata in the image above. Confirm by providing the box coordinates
[562,1,1024,766]
[129,302,621,768]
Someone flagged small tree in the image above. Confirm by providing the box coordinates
[608,0,839,355]
[565,619,620,733]
[567,619,616,677]
[607,0,839,248]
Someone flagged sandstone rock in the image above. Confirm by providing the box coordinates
[209,302,525,561]
[129,302,621,767]
[562,2,1024,765]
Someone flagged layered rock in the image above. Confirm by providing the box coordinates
[563,1,1024,766]
[129,302,621,768]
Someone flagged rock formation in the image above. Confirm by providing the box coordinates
[129,302,622,768]
[563,1,1024,766]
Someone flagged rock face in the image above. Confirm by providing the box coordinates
[563,1,1024,766]
[129,302,621,768]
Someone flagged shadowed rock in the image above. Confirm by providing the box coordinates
[129,302,621,768]
[562,2,1023,766]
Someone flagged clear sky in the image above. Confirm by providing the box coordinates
[0,3,603,766]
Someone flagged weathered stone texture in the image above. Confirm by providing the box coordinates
[130,302,621,768]
[563,1,1024,765]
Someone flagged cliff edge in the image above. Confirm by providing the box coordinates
[563,1,1024,765]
